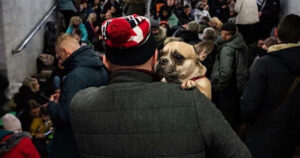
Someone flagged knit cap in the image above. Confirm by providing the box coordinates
[101,14,156,66]
[1,113,22,133]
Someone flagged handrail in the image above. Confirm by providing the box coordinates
[12,2,57,54]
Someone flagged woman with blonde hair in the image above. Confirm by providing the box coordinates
[85,13,100,43]
[66,16,88,43]
[14,77,48,121]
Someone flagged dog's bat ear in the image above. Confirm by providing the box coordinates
[196,57,207,76]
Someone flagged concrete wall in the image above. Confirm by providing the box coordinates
[1,0,56,85]
[280,0,300,17]
[0,1,7,75]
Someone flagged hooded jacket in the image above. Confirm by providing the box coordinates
[0,131,40,158]
[241,44,300,158]
[66,23,88,42]
[211,34,246,92]
[47,46,109,158]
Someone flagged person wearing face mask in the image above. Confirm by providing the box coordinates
[194,2,211,23]
[65,16,88,43]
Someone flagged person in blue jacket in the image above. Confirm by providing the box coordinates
[45,34,109,158]
[66,16,88,43]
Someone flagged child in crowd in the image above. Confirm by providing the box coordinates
[1,113,41,158]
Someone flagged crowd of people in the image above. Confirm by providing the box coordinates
[0,0,300,158]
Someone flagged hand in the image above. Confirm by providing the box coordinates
[50,93,60,103]
[42,103,49,109]
[222,5,227,9]
[258,12,262,17]
[35,133,45,139]
[95,26,100,32]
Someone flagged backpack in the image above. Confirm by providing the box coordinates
[233,44,249,92]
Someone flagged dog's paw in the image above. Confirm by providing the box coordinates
[181,80,197,90]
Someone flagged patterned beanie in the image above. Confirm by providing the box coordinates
[101,14,156,66]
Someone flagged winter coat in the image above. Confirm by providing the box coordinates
[202,45,218,79]
[123,0,146,16]
[47,46,109,158]
[166,13,179,28]
[84,22,98,42]
[178,11,194,23]
[66,23,88,42]
[159,5,179,28]
[193,9,211,22]
[210,34,247,131]
[258,0,280,22]
[70,70,251,158]
[43,21,57,55]
[0,130,40,158]
[241,43,300,158]
[57,0,76,12]
[234,0,259,25]
[211,34,247,92]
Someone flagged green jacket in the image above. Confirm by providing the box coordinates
[70,70,251,158]
[168,13,179,28]
[211,34,246,92]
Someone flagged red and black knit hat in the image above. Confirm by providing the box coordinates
[101,14,156,66]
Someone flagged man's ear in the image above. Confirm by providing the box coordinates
[64,47,72,57]
[102,55,111,71]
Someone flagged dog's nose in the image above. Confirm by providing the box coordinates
[159,58,169,64]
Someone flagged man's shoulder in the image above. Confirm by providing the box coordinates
[72,82,208,105]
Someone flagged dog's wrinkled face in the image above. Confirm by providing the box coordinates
[155,41,206,83]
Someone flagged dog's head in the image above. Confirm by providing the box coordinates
[155,41,206,83]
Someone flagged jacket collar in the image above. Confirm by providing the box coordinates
[110,69,159,84]
[268,43,300,53]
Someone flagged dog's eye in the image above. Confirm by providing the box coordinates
[174,54,184,61]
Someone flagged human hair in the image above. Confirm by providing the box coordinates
[194,40,215,56]
[278,14,300,43]
[23,77,39,93]
[187,21,200,33]
[209,17,223,31]
[203,27,218,41]
[69,16,82,27]
[87,13,97,23]
[27,99,40,110]
[55,33,80,51]
[183,4,191,9]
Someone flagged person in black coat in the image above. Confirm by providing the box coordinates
[14,78,48,118]
[254,0,280,40]
[178,21,201,45]
[45,34,109,158]
[178,5,194,23]
[241,14,300,158]
[43,21,57,55]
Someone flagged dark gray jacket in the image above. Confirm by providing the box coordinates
[48,46,109,158]
[70,70,251,158]
[211,34,247,92]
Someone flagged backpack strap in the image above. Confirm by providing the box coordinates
[276,76,300,106]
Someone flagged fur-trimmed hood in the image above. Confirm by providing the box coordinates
[267,43,300,74]
[0,131,31,155]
